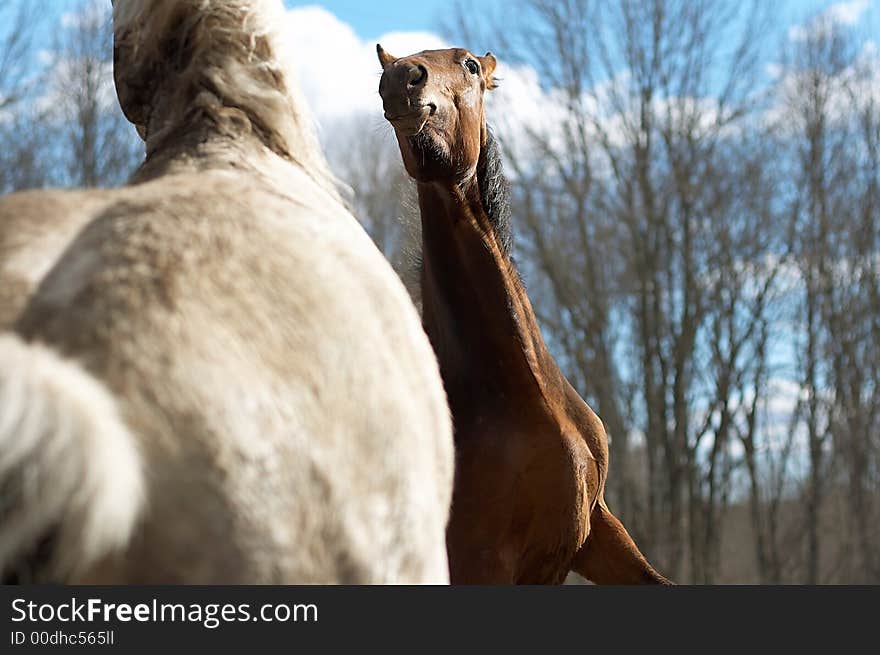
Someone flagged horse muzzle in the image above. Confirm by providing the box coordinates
[384,104,435,136]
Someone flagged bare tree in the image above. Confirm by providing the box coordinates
[0,0,39,111]
[323,114,418,273]
[48,0,142,187]
[776,14,880,582]
[0,1,49,193]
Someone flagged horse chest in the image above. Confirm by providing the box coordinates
[447,411,592,583]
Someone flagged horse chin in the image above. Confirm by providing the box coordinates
[408,127,449,161]
[387,106,432,137]
[392,118,429,137]
[399,127,456,182]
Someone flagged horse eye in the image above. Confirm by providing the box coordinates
[464,58,479,75]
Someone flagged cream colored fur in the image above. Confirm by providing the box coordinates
[0,0,453,584]
[0,333,144,582]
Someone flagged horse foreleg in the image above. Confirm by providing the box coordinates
[570,502,672,585]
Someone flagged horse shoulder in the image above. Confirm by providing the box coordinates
[0,189,119,329]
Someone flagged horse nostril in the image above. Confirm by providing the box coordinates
[408,65,427,88]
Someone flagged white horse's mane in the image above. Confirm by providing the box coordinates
[113,0,337,196]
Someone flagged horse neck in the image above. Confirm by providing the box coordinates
[130,126,265,183]
[126,83,337,199]
[129,127,332,207]
[417,173,556,409]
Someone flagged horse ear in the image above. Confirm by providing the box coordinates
[376,44,397,70]
[480,52,498,89]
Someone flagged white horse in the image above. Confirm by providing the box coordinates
[0,0,453,584]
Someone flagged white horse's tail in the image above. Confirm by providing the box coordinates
[0,334,144,583]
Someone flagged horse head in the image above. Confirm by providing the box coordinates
[377,45,497,184]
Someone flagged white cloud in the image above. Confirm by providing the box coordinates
[764,38,880,134]
[60,11,79,29]
[825,0,871,25]
[279,6,450,126]
[788,0,871,41]
[278,7,381,122]
[485,62,567,161]
[765,62,784,80]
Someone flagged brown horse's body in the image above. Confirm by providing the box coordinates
[378,45,670,584]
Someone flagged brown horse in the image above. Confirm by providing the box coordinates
[377,45,671,585]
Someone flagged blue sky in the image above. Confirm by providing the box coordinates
[24,0,498,42]
[283,0,494,40]
[291,0,875,42]
[291,1,873,42]
[27,1,875,44]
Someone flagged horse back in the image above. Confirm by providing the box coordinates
[14,171,453,583]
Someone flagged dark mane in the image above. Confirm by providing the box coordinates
[478,127,513,255]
